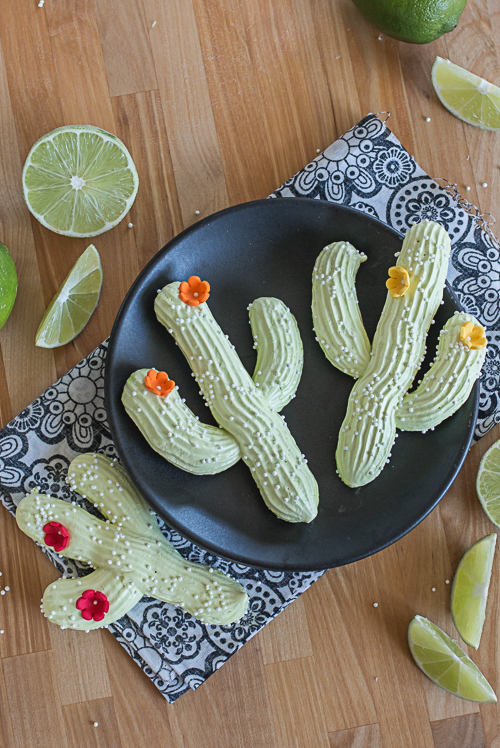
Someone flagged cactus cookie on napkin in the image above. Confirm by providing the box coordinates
[16,453,248,630]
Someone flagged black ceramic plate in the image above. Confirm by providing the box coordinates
[106,198,477,571]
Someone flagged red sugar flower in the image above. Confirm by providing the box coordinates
[43,521,70,552]
[144,369,175,397]
[179,276,210,306]
[76,590,110,622]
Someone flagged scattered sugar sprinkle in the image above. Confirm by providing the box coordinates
[482,182,488,188]
[373,602,378,608]
[38,0,44,6]
[425,117,431,122]
[445,579,450,584]
[93,722,99,728]
[465,186,471,191]
[431,587,436,592]
[128,222,134,228]
[195,210,200,215]
[152,20,157,27]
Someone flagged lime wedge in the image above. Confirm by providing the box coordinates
[450,534,496,649]
[432,57,500,130]
[22,125,139,237]
[408,615,496,703]
[477,439,500,527]
[0,242,17,330]
[35,245,102,348]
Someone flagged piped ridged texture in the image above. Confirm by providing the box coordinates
[152,284,318,523]
[312,241,371,378]
[16,453,248,630]
[336,221,451,487]
[396,312,486,431]
[249,297,303,411]
[122,370,241,474]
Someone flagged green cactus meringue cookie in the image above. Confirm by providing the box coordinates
[312,241,371,378]
[16,453,248,630]
[123,283,318,524]
[312,220,487,488]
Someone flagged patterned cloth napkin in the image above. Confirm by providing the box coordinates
[1,112,498,702]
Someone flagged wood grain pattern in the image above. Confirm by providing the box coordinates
[259,594,313,664]
[0,0,499,745]
[2,651,66,747]
[329,723,382,748]
[430,713,487,748]
[62,697,123,748]
[95,0,158,97]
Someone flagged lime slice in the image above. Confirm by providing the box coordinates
[22,125,139,237]
[0,242,17,330]
[432,57,500,130]
[35,245,102,348]
[450,534,496,649]
[477,439,500,527]
[408,615,496,703]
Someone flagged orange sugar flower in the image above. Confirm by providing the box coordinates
[460,321,487,350]
[179,276,210,306]
[144,369,175,397]
[386,266,410,297]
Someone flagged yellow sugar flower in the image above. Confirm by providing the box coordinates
[386,266,410,297]
[460,321,487,350]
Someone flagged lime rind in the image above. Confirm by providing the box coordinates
[35,245,103,348]
[408,615,497,703]
[22,125,139,238]
[432,57,500,131]
[450,534,496,649]
[477,440,500,527]
[0,242,17,330]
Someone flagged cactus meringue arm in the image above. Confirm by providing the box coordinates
[312,241,371,378]
[336,221,451,487]
[155,283,318,523]
[396,313,486,431]
[39,568,143,632]
[249,297,303,411]
[122,369,241,474]
[16,453,248,630]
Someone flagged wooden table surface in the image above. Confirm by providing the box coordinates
[0,0,499,746]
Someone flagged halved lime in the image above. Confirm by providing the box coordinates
[408,615,496,703]
[432,57,500,130]
[477,439,500,527]
[35,245,102,348]
[22,125,139,237]
[450,534,496,649]
[0,242,17,330]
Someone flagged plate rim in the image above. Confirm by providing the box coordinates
[105,197,478,571]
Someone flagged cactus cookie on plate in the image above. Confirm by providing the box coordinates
[312,221,487,488]
[123,281,318,524]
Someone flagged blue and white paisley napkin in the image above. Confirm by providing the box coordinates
[0,112,498,702]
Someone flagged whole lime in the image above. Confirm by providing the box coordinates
[0,242,17,330]
[350,0,467,44]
